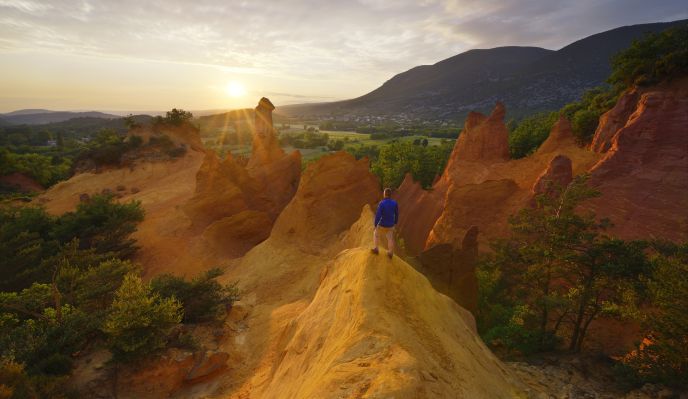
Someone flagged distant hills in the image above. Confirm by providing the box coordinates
[0,108,244,127]
[0,110,121,125]
[0,115,153,144]
[3,109,58,116]
[279,19,688,121]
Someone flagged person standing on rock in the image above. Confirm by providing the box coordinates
[372,188,398,259]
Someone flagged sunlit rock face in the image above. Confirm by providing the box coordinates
[588,80,688,241]
[247,97,302,220]
[399,80,688,256]
[248,97,285,169]
[183,97,301,258]
[449,101,510,164]
[590,89,640,153]
[271,151,379,254]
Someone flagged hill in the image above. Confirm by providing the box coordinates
[279,19,688,121]
[1,110,121,125]
[40,114,151,134]
[0,115,153,146]
[2,108,58,116]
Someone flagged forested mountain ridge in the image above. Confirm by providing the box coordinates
[279,19,688,120]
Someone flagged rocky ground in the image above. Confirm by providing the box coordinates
[507,354,686,399]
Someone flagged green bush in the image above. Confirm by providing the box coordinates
[52,194,144,258]
[559,87,619,144]
[127,135,143,148]
[57,258,137,315]
[0,206,59,290]
[78,129,131,166]
[103,274,182,362]
[165,146,187,158]
[620,242,688,388]
[327,139,344,151]
[0,258,137,382]
[0,148,71,187]
[508,112,558,158]
[482,313,559,356]
[151,268,239,323]
[609,26,688,89]
[570,108,601,143]
[0,208,123,291]
[477,256,559,355]
[0,359,36,398]
[0,292,93,376]
[164,108,193,126]
[345,145,380,161]
[0,359,76,399]
[0,181,154,384]
[280,131,329,149]
[370,140,453,188]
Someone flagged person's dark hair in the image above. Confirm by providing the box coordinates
[383,188,392,198]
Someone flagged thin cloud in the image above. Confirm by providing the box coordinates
[0,0,686,110]
[263,92,334,100]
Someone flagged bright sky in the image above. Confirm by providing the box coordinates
[0,0,686,113]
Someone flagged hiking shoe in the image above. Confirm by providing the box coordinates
[387,251,393,259]
[371,248,379,255]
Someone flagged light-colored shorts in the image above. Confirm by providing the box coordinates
[375,226,394,234]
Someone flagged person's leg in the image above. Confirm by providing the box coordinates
[372,227,379,254]
[386,228,394,258]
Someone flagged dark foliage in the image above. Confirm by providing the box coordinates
[0,195,143,291]
[151,268,239,323]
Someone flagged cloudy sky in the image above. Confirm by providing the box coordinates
[0,0,686,113]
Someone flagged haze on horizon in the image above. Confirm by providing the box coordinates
[0,0,686,113]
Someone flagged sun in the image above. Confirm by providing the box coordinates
[226,81,247,98]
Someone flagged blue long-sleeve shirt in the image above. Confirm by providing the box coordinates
[374,198,398,227]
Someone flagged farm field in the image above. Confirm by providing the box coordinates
[201,124,455,166]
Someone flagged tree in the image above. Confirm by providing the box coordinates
[0,151,71,187]
[565,238,649,351]
[609,26,688,89]
[103,274,182,362]
[52,194,144,258]
[164,109,193,126]
[570,109,601,145]
[621,241,688,388]
[0,196,143,291]
[481,175,651,352]
[0,282,94,376]
[57,258,136,315]
[0,206,59,290]
[370,141,452,188]
[123,114,140,130]
[151,268,239,323]
[327,139,344,151]
[508,112,558,158]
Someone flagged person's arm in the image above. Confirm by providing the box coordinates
[394,202,399,225]
[374,203,382,227]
